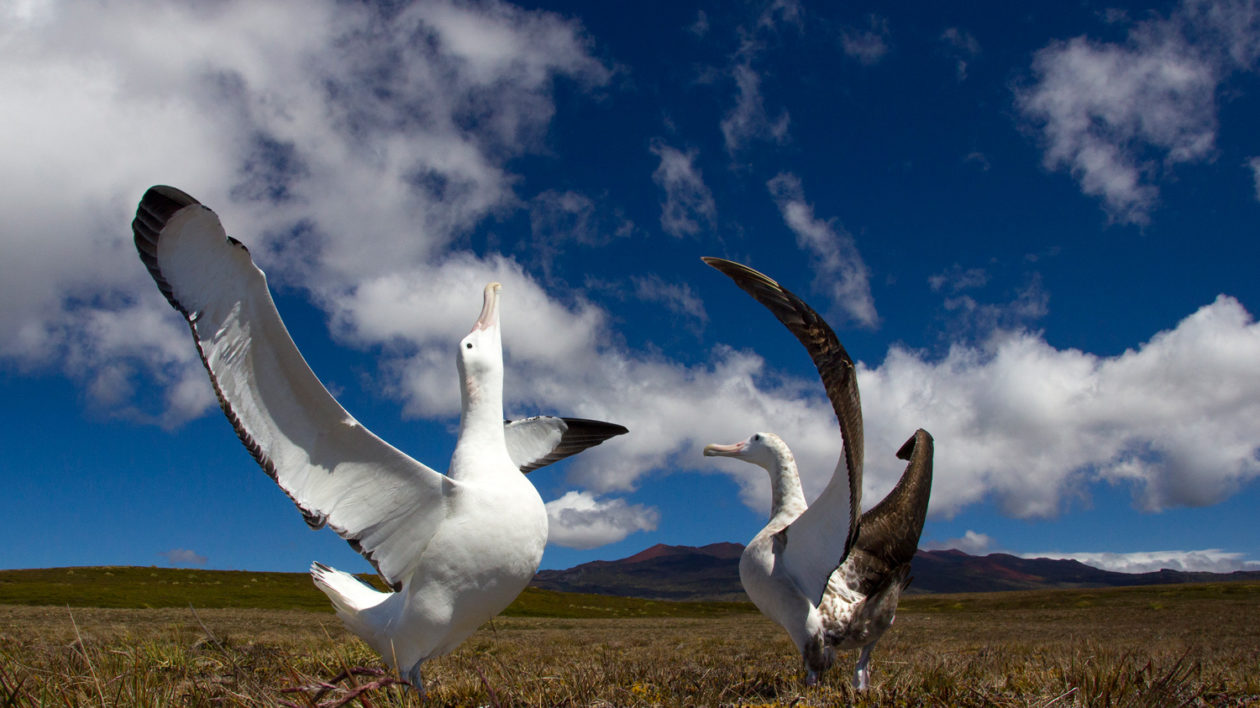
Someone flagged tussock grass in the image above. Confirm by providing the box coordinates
[1,582,1257,706]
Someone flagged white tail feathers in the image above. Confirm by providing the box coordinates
[310,561,389,615]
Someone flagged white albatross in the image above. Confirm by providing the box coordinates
[132,185,628,693]
[701,257,933,690]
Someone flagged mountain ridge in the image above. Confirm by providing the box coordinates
[532,544,1260,601]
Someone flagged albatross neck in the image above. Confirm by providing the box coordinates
[766,447,808,521]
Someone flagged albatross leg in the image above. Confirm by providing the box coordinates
[406,661,427,698]
[853,643,875,690]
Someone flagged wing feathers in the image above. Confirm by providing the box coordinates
[703,256,863,605]
[504,416,628,474]
[856,429,933,570]
[133,185,449,589]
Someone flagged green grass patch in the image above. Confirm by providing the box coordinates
[0,566,755,618]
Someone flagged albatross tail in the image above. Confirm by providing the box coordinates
[310,561,390,618]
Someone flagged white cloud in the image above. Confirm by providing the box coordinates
[926,530,995,555]
[1021,549,1260,574]
[649,140,717,237]
[545,491,659,549]
[940,275,1050,339]
[840,15,891,66]
[1016,0,1260,224]
[861,294,1260,518]
[6,0,1260,555]
[766,173,879,328]
[632,275,709,327]
[0,0,608,424]
[720,59,791,155]
[160,548,208,566]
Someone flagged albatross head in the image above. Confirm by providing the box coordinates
[703,432,793,470]
[457,282,504,406]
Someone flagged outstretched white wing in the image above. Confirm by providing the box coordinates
[134,185,449,590]
[503,416,629,474]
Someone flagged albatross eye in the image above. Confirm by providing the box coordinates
[465,342,473,349]
[752,434,761,442]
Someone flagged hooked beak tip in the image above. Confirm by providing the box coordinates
[703,442,743,457]
[474,282,502,331]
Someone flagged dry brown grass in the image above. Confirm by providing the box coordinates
[2,583,1258,706]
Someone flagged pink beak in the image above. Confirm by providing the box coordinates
[703,441,746,457]
[473,282,501,332]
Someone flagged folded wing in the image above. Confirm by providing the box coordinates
[703,257,863,605]
[134,185,449,590]
[504,416,629,474]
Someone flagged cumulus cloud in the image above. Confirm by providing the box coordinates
[649,140,717,237]
[0,0,608,425]
[766,173,879,328]
[160,548,208,566]
[6,0,1260,556]
[1016,0,1260,224]
[926,530,995,555]
[545,491,660,549]
[861,294,1260,517]
[1022,549,1260,574]
[840,14,891,66]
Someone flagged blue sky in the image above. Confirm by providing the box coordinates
[2,0,1259,577]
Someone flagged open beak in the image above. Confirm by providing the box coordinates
[703,441,746,457]
[473,282,502,332]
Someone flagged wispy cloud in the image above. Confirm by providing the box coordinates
[649,140,717,237]
[766,173,879,328]
[160,548,207,566]
[929,265,990,294]
[632,275,709,328]
[720,59,791,155]
[840,14,891,66]
[545,491,659,549]
[941,27,981,80]
[1015,0,1260,224]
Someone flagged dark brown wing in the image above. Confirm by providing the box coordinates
[855,429,933,574]
[703,256,863,597]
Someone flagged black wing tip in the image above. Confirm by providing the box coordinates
[132,185,206,316]
[562,417,629,437]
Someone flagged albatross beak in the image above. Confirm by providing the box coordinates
[473,282,502,332]
[703,441,746,457]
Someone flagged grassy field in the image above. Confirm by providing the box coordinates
[1,569,1257,706]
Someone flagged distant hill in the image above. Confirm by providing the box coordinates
[531,544,1260,601]
[532,543,747,602]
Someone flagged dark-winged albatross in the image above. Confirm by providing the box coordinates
[701,256,932,690]
[132,185,627,693]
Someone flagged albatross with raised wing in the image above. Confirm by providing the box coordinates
[132,185,627,693]
[701,256,932,690]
